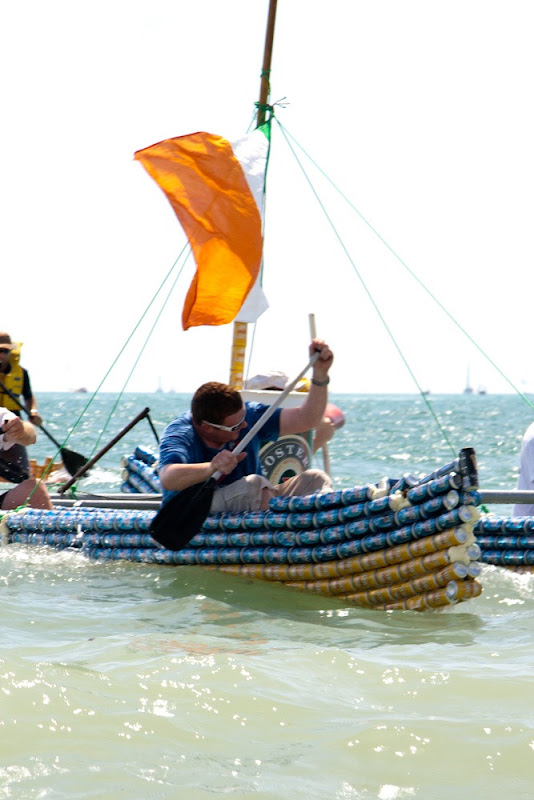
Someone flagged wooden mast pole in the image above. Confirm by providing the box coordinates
[256,0,278,127]
[229,0,278,389]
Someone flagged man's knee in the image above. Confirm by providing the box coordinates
[305,468,333,492]
[274,469,333,499]
[247,474,274,510]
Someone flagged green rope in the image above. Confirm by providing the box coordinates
[91,251,190,456]
[274,119,457,456]
[27,244,191,502]
[278,121,534,414]
[255,101,273,115]
[244,114,274,383]
[86,244,191,454]
[252,98,287,129]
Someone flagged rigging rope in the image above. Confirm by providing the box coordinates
[278,120,534,415]
[83,243,192,457]
[28,243,192,499]
[274,118,458,456]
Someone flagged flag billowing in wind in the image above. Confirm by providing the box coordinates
[134,124,270,330]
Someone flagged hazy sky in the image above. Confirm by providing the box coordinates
[2,0,533,395]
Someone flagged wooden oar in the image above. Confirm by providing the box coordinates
[0,379,88,477]
[308,314,333,474]
[150,353,320,551]
[58,407,152,494]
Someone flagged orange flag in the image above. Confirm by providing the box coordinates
[135,124,270,329]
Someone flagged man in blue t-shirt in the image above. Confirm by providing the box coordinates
[158,339,334,513]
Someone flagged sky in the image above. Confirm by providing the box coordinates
[2,0,534,396]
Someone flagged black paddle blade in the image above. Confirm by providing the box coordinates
[60,447,89,478]
[150,478,217,551]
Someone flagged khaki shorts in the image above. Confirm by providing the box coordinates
[210,469,333,513]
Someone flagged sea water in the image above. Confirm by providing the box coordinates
[1,393,534,799]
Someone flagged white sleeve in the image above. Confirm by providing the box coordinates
[523,435,534,489]
[0,408,17,451]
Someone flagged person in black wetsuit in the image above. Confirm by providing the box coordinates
[0,407,52,510]
[0,332,42,480]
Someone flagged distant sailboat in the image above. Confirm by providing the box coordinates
[464,366,474,395]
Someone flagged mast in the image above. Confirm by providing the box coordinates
[229,0,278,389]
[256,0,278,127]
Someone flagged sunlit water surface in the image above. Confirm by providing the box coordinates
[1,393,533,799]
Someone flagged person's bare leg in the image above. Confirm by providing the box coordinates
[1,479,53,510]
[259,486,274,510]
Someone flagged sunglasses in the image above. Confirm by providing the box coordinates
[0,348,11,354]
[202,410,246,432]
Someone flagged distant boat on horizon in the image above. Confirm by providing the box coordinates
[464,366,474,395]
[72,387,88,393]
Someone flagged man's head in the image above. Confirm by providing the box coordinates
[191,382,247,443]
[0,333,14,370]
[192,382,243,425]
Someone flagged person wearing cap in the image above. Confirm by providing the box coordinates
[158,338,335,513]
[0,332,42,479]
[0,407,53,509]
[0,333,41,426]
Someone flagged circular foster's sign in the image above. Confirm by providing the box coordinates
[259,434,311,485]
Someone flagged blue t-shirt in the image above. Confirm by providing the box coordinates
[158,401,281,505]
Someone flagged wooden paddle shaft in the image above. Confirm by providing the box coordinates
[58,407,151,494]
[213,352,320,481]
[308,313,331,476]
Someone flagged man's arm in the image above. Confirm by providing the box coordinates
[279,339,333,435]
[2,415,37,447]
[159,449,247,492]
[22,370,42,425]
[312,416,336,453]
[27,398,42,427]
